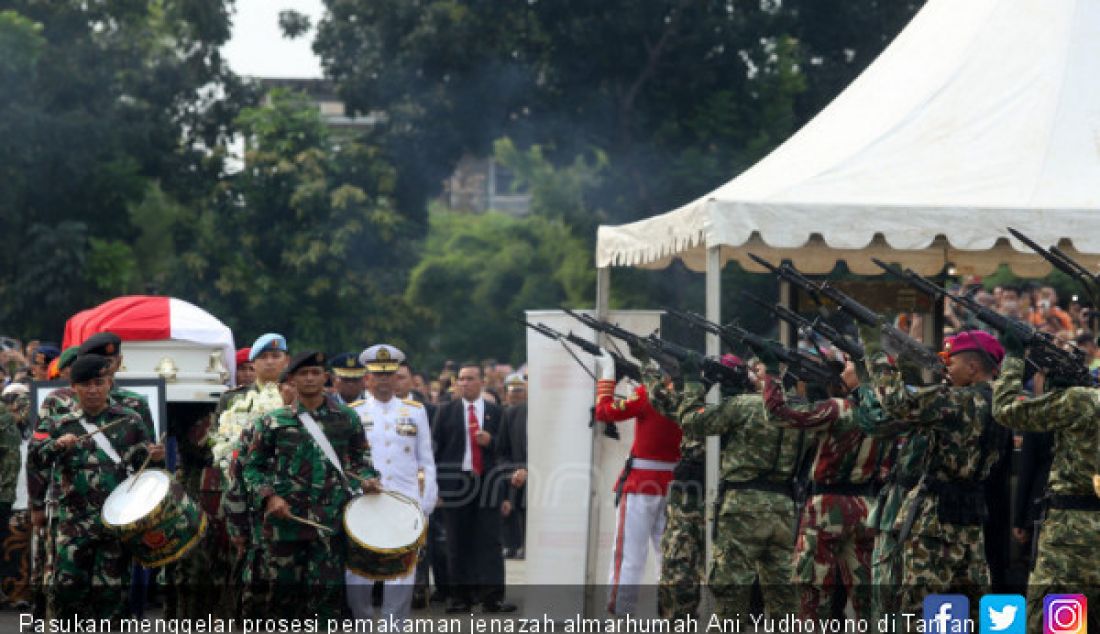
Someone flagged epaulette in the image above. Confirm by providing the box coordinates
[401,398,424,409]
[348,399,366,408]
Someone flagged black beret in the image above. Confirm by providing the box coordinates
[70,354,112,383]
[79,332,123,356]
[287,350,326,375]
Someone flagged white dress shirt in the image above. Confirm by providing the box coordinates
[461,396,485,473]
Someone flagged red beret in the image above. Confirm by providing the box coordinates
[720,353,744,368]
[235,348,251,366]
[944,330,1004,365]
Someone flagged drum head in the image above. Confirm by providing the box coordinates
[345,492,425,550]
[103,469,171,527]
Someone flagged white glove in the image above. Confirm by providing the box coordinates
[597,348,616,382]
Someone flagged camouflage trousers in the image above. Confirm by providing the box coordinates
[51,526,131,620]
[896,522,988,620]
[793,493,874,619]
[31,521,55,618]
[171,520,235,619]
[657,485,704,620]
[1025,509,1100,634]
[710,489,798,626]
[870,529,904,619]
[246,536,345,620]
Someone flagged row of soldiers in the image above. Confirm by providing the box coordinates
[596,327,1098,631]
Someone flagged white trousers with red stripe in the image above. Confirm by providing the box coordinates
[607,492,668,615]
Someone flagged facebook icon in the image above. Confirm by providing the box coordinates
[924,595,971,633]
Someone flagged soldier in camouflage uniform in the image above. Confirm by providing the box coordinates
[0,387,21,528]
[867,331,1009,619]
[27,347,78,618]
[241,350,380,620]
[29,354,164,620]
[221,335,290,617]
[79,333,157,438]
[991,331,1100,633]
[650,356,806,626]
[760,357,887,620]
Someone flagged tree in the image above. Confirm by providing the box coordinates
[406,209,595,367]
[173,89,418,353]
[0,2,250,339]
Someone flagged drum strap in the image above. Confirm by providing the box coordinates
[79,419,122,464]
[298,412,344,478]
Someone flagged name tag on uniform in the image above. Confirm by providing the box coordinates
[396,416,418,437]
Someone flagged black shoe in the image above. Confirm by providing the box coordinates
[411,590,428,610]
[482,601,517,613]
[446,602,472,614]
[430,591,447,604]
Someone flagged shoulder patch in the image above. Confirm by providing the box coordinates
[401,398,424,409]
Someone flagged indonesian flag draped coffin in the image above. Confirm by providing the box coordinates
[62,295,237,389]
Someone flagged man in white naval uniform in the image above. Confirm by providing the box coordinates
[347,344,438,622]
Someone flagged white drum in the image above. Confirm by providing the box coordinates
[102,469,207,567]
[344,491,427,580]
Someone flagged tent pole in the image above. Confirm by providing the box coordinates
[704,246,721,569]
[596,266,610,319]
[585,265,611,611]
[778,280,793,346]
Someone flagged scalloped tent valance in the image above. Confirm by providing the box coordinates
[596,0,1100,277]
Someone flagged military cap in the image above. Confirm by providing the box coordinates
[249,333,288,361]
[70,354,112,383]
[33,345,61,366]
[359,344,404,373]
[329,352,367,378]
[943,330,1005,365]
[287,350,326,375]
[235,348,251,366]
[504,372,526,388]
[78,332,122,356]
[57,346,80,371]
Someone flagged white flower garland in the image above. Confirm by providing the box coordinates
[210,381,284,472]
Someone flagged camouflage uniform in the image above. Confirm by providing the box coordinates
[863,432,927,618]
[0,406,20,518]
[29,403,153,620]
[657,437,705,620]
[657,379,805,624]
[869,351,1006,617]
[29,388,76,618]
[111,386,156,438]
[992,355,1100,633]
[240,396,378,620]
[761,376,886,620]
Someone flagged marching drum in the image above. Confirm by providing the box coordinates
[345,490,427,580]
[102,468,207,567]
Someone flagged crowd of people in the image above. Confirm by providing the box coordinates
[0,332,529,626]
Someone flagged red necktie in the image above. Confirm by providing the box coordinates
[468,403,483,475]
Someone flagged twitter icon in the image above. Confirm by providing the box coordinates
[981,594,1026,634]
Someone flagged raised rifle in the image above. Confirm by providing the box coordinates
[872,258,1092,386]
[749,253,945,372]
[1008,227,1100,308]
[521,320,642,382]
[741,292,865,361]
[664,307,843,388]
[563,308,682,376]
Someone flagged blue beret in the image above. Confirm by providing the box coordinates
[249,333,287,361]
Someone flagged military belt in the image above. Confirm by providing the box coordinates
[1047,495,1100,511]
[809,481,876,497]
[721,479,793,498]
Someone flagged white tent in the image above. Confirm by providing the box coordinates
[596,0,1100,288]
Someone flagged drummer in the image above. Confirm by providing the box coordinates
[29,354,165,620]
[348,345,438,622]
[79,332,158,438]
[241,350,381,620]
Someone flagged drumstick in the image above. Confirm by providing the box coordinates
[76,418,126,441]
[128,433,167,491]
[285,513,335,534]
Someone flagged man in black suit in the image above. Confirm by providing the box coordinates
[432,363,515,613]
[498,374,528,559]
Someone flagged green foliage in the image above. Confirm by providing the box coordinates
[174,89,418,354]
[407,208,595,367]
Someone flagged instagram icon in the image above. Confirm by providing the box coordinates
[1044,595,1087,634]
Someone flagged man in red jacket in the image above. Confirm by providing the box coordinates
[594,350,682,615]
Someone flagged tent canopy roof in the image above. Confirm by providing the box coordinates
[596,0,1100,277]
